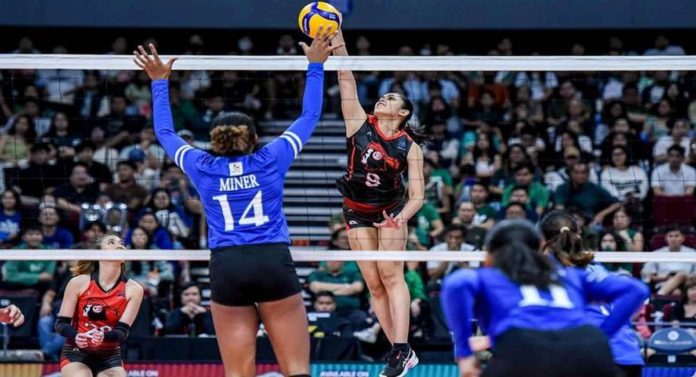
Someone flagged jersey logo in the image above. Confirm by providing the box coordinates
[83,298,120,321]
[229,162,243,177]
[361,142,400,171]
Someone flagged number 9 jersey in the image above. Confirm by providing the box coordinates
[337,115,414,210]
[151,63,325,250]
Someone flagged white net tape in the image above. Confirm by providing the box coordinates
[0,54,694,71]
[2,249,695,263]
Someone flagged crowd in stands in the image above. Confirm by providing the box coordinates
[0,32,695,361]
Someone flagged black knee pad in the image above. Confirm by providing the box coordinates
[289,374,310,377]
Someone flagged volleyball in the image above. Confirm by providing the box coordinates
[298,2,342,38]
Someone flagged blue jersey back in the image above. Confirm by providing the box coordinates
[179,146,289,248]
[474,268,590,338]
[584,264,644,366]
[442,265,649,358]
[151,63,325,250]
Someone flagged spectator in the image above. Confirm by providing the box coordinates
[489,144,534,196]
[104,160,149,211]
[611,207,644,252]
[320,229,359,275]
[53,163,101,217]
[460,132,498,181]
[653,119,692,164]
[501,186,539,222]
[127,211,173,250]
[424,159,451,220]
[554,162,621,225]
[126,226,174,296]
[89,125,119,172]
[501,163,549,216]
[74,141,113,191]
[0,115,36,164]
[642,226,696,295]
[307,261,365,328]
[143,188,192,241]
[597,231,632,276]
[0,189,23,245]
[165,282,215,337]
[71,221,106,249]
[1,226,55,293]
[451,202,487,249]
[643,98,675,141]
[468,183,496,230]
[413,203,444,249]
[118,127,166,164]
[12,37,40,54]
[43,112,80,148]
[427,224,477,282]
[651,145,696,196]
[72,71,107,118]
[600,145,649,202]
[667,277,696,324]
[101,94,146,149]
[168,85,200,131]
[503,202,530,221]
[545,146,598,193]
[599,130,644,167]
[38,206,74,249]
[643,35,685,56]
[10,143,61,206]
[307,291,352,338]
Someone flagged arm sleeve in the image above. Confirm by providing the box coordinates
[582,271,649,338]
[151,80,207,178]
[55,316,78,341]
[103,322,130,342]
[441,269,480,358]
[263,63,324,174]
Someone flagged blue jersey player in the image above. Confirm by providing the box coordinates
[540,210,645,377]
[134,28,343,377]
[441,220,648,377]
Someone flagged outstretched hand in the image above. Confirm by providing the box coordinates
[133,43,178,80]
[373,211,404,229]
[299,26,345,64]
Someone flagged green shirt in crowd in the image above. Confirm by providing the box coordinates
[415,203,442,247]
[307,269,363,311]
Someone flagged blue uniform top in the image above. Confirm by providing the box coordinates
[152,63,324,249]
[441,266,649,358]
[584,264,645,366]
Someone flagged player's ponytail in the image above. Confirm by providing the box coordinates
[486,220,555,288]
[539,210,594,268]
[210,112,258,156]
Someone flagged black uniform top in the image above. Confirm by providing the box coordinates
[337,115,413,210]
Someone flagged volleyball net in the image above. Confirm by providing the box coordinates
[0,53,694,265]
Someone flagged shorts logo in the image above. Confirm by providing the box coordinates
[349,220,358,225]
[229,162,243,177]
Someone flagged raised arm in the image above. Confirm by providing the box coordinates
[332,29,367,137]
[264,28,343,173]
[134,44,205,177]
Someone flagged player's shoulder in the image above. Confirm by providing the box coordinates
[67,274,91,293]
[126,279,145,297]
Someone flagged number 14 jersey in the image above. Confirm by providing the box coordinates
[337,115,414,209]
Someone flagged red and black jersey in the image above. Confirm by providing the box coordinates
[337,115,414,210]
[70,272,129,351]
